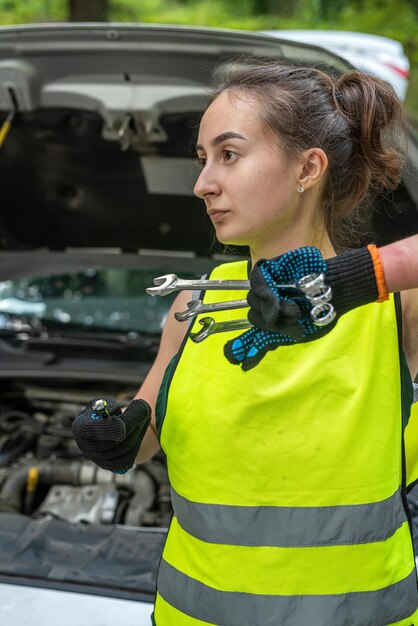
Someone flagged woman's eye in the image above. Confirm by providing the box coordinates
[197,156,206,168]
[223,150,238,162]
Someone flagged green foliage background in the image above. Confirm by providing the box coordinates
[0,0,417,115]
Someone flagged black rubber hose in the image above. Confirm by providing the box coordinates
[0,430,37,467]
[0,411,41,433]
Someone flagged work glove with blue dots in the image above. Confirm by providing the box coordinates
[224,246,378,371]
[72,396,151,473]
[224,247,328,371]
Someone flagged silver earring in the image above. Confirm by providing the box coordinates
[297,185,305,193]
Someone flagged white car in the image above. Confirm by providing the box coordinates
[263,30,410,100]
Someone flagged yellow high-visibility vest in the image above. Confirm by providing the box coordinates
[406,400,418,489]
[153,260,418,626]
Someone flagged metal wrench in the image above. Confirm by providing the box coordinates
[146,274,249,297]
[175,298,248,322]
[148,272,328,299]
[190,317,252,343]
[146,273,320,297]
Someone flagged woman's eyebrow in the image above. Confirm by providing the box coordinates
[195,131,247,152]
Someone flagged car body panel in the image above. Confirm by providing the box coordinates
[262,30,410,100]
[0,584,153,626]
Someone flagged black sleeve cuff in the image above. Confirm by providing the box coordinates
[325,247,379,316]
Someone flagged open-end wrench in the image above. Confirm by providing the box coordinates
[190,317,252,343]
[175,298,248,322]
[146,274,249,297]
[148,272,328,299]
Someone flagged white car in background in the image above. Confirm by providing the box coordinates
[263,30,410,100]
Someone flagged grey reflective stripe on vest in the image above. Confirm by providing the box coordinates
[171,487,407,547]
[157,559,418,626]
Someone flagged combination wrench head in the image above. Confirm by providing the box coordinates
[146,274,178,297]
[189,317,215,343]
[310,303,336,326]
[297,272,335,325]
[174,300,203,322]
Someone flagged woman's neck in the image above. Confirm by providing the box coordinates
[249,226,336,265]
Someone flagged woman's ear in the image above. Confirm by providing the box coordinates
[297,148,328,190]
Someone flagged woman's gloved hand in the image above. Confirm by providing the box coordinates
[72,396,151,473]
[225,245,383,371]
[247,246,328,336]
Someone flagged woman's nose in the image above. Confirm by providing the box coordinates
[194,166,221,199]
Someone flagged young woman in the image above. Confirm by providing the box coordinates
[73,61,418,625]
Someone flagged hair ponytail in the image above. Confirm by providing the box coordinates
[334,71,406,193]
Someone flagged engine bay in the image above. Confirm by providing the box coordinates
[0,380,172,528]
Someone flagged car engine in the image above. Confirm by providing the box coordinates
[0,380,172,528]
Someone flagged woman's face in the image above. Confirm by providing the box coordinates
[194,90,304,251]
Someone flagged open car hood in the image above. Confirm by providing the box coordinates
[0,23,416,276]
[0,23,353,262]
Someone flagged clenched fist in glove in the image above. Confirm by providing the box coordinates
[72,396,151,473]
[225,245,386,371]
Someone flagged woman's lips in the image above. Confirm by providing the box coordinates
[209,210,229,223]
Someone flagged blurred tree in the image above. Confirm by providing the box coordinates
[69,0,109,21]
[251,0,301,16]
[318,0,346,18]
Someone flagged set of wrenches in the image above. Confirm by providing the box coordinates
[146,273,335,343]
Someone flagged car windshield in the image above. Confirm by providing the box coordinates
[0,267,200,335]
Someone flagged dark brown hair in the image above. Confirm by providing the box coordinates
[210,59,406,249]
